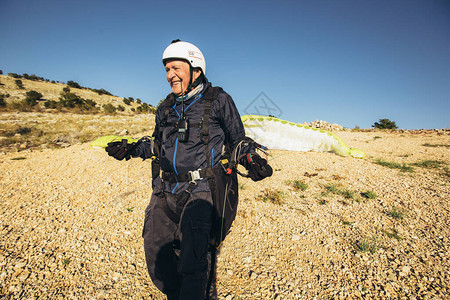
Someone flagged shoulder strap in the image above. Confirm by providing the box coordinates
[201,86,221,167]
[201,87,221,145]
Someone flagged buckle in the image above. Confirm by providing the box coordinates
[188,169,202,185]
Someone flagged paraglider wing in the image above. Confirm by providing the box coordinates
[241,115,365,158]
[90,135,139,149]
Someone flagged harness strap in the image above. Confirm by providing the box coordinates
[161,166,218,183]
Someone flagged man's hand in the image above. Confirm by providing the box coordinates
[105,139,136,161]
[242,153,273,181]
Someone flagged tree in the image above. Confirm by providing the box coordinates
[63,86,71,93]
[0,70,3,75]
[25,91,43,106]
[372,118,398,130]
[67,80,82,89]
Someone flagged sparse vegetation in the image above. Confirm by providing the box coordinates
[361,191,377,199]
[257,189,285,205]
[389,207,407,219]
[381,228,403,241]
[356,238,378,253]
[291,180,308,191]
[422,143,450,148]
[412,160,446,169]
[373,158,414,173]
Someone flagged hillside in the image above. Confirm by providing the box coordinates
[0,74,154,114]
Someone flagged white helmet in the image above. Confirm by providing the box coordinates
[162,40,206,75]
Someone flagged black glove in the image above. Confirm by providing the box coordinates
[242,153,273,181]
[105,139,136,161]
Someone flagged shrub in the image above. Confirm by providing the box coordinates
[117,105,125,112]
[136,99,142,104]
[44,100,58,109]
[25,90,43,106]
[0,94,6,107]
[103,103,117,114]
[9,73,22,78]
[67,80,82,89]
[123,98,131,105]
[0,70,3,75]
[15,79,24,89]
[63,86,71,93]
[372,118,398,130]
[91,88,112,96]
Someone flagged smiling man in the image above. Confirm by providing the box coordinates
[106,40,272,299]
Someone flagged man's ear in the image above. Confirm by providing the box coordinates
[192,68,202,81]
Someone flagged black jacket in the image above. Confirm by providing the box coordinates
[134,80,247,194]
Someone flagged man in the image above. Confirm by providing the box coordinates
[106,40,272,299]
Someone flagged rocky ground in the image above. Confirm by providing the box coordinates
[0,127,449,299]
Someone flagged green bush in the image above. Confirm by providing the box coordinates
[15,79,24,89]
[117,105,125,112]
[67,80,82,89]
[44,100,58,109]
[123,98,131,105]
[372,119,398,130]
[9,73,22,78]
[25,90,43,106]
[63,86,71,93]
[103,103,117,114]
[0,94,6,107]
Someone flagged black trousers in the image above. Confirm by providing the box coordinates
[143,190,214,300]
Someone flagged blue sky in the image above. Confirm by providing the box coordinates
[1,0,449,129]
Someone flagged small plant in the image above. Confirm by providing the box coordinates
[342,189,356,199]
[381,228,403,241]
[257,189,284,205]
[62,258,70,266]
[374,158,414,173]
[126,207,134,212]
[361,191,377,199]
[356,238,378,253]
[318,199,328,205]
[374,136,382,140]
[323,183,339,195]
[293,180,308,191]
[389,207,407,219]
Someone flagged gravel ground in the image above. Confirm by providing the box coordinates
[0,131,449,299]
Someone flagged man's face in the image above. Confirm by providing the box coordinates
[165,60,201,95]
[165,60,191,95]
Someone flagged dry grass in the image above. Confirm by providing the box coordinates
[0,112,155,152]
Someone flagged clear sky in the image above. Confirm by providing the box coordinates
[1,0,449,129]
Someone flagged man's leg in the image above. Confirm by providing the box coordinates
[178,195,213,300]
[143,191,181,298]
